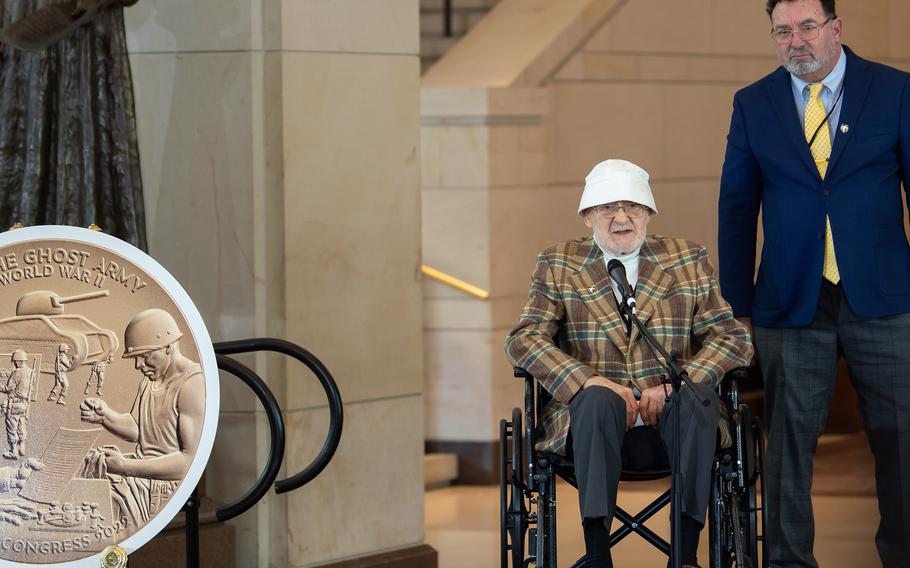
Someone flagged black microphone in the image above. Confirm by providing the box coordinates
[607,259,636,314]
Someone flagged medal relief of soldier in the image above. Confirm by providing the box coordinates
[85,353,112,396]
[47,343,73,405]
[79,308,205,527]
[0,350,33,459]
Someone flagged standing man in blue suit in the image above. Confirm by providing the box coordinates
[718,0,910,566]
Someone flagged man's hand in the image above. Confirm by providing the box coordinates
[584,376,639,429]
[638,384,672,426]
[80,398,110,425]
[100,447,127,475]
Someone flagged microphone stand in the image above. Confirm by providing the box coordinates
[617,296,709,568]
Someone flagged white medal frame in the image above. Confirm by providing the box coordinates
[0,226,220,568]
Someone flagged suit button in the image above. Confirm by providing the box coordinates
[817,232,823,240]
[823,189,830,197]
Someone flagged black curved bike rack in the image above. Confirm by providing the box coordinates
[214,338,344,494]
[178,338,343,568]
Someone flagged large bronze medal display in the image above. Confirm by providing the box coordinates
[0,226,219,566]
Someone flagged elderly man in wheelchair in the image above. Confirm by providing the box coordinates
[504,159,755,568]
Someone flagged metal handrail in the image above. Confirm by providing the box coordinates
[214,354,286,522]
[180,339,340,567]
[213,338,343,494]
[421,264,489,299]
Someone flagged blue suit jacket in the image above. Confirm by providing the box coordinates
[718,46,910,327]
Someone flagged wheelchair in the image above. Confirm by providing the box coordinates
[500,367,768,568]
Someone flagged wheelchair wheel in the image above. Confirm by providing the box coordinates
[500,418,509,568]
[738,404,758,568]
[511,408,524,488]
[751,416,769,568]
[732,407,769,568]
[500,408,528,567]
[710,403,766,568]
[709,453,732,568]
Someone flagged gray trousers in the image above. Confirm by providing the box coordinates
[568,383,720,527]
[755,281,910,568]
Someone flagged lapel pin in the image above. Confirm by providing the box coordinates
[840,123,849,134]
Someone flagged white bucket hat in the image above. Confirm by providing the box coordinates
[577,159,658,215]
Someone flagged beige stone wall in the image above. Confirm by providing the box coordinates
[550,0,776,260]
[422,0,910,453]
[126,1,287,565]
[280,0,425,564]
[421,87,564,443]
[552,0,910,258]
[127,0,425,566]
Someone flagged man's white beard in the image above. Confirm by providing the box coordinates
[786,43,837,78]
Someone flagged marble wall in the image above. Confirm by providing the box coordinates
[127,0,426,566]
[421,87,562,444]
[552,0,910,258]
[280,1,425,562]
[421,0,910,474]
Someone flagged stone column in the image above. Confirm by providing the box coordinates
[279,1,430,566]
[127,0,430,565]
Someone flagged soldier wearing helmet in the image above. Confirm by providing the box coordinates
[47,343,72,405]
[121,308,184,361]
[80,308,205,527]
[84,353,112,397]
[0,349,34,459]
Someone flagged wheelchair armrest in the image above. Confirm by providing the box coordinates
[518,366,750,381]
[718,367,753,414]
[722,366,750,385]
[514,366,532,379]
[518,366,751,386]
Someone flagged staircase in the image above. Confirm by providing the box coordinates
[420,0,500,74]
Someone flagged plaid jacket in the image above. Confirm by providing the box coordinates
[505,235,753,455]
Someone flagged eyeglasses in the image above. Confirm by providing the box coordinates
[591,202,647,219]
[770,17,832,44]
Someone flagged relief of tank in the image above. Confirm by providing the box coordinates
[0,290,118,375]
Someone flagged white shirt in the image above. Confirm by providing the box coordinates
[594,233,641,304]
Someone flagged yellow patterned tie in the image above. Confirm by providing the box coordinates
[805,83,840,284]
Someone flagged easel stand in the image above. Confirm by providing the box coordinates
[182,488,200,568]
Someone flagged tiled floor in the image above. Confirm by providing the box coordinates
[425,479,880,568]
